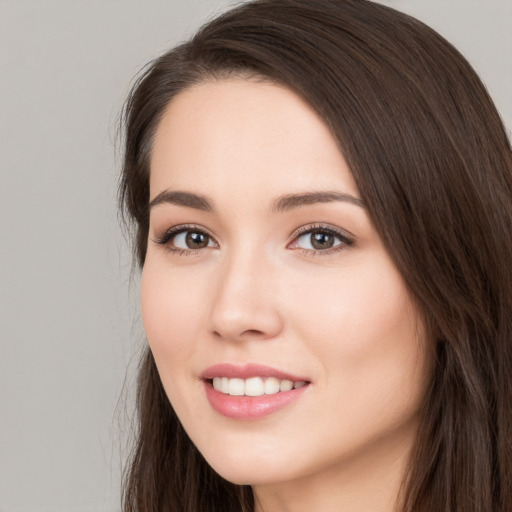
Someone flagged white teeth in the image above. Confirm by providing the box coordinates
[212,376,307,396]
[279,379,293,392]
[264,377,280,395]
[213,377,230,394]
[228,378,245,396]
[245,377,265,396]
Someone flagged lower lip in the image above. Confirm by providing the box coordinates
[204,381,309,420]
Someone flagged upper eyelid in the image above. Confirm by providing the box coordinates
[290,223,354,240]
[288,224,356,253]
[154,224,217,245]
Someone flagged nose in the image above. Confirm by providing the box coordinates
[208,250,284,342]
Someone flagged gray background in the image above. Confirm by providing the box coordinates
[0,1,510,511]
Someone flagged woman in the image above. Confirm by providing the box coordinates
[119,0,512,511]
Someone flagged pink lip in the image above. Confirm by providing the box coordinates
[201,364,310,420]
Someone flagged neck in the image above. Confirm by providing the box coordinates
[252,420,416,512]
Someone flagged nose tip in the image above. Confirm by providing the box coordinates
[211,307,283,342]
[208,260,284,343]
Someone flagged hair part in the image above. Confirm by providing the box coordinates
[119,1,512,510]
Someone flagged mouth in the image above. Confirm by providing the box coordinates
[208,376,307,396]
[201,364,311,420]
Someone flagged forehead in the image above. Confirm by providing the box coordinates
[149,78,358,201]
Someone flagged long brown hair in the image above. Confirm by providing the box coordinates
[119,1,512,510]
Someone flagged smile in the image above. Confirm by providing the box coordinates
[201,364,311,419]
[212,376,307,396]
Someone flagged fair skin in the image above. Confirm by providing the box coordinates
[141,78,432,512]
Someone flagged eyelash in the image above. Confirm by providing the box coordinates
[291,224,354,256]
[154,224,215,256]
[153,223,354,256]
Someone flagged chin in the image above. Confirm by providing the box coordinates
[198,442,299,486]
[208,460,290,486]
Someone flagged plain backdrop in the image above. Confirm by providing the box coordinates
[0,1,510,511]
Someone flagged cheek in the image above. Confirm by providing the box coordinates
[282,261,429,458]
[284,255,427,391]
[140,258,205,366]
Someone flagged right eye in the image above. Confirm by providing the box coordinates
[155,226,217,253]
[175,230,215,249]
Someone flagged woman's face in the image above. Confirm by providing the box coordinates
[142,79,432,489]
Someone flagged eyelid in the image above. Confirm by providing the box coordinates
[153,224,218,250]
[287,223,355,253]
[152,222,354,256]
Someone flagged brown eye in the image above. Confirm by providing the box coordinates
[294,227,350,252]
[310,230,335,250]
[185,231,210,248]
[167,229,216,251]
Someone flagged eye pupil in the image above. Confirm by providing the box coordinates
[311,230,334,249]
[186,231,209,248]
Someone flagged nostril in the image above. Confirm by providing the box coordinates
[241,329,266,337]
[212,328,268,341]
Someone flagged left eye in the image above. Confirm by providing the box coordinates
[295,229,346,251]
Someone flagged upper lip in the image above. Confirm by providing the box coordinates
[201,363,309,382]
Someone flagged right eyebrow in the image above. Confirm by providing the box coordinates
[148,190,214,212]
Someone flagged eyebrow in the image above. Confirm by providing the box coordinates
[272,191,365,212]
[148,189,365,213]
[148,190,214,212]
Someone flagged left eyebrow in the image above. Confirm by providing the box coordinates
[272,191,365,212]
